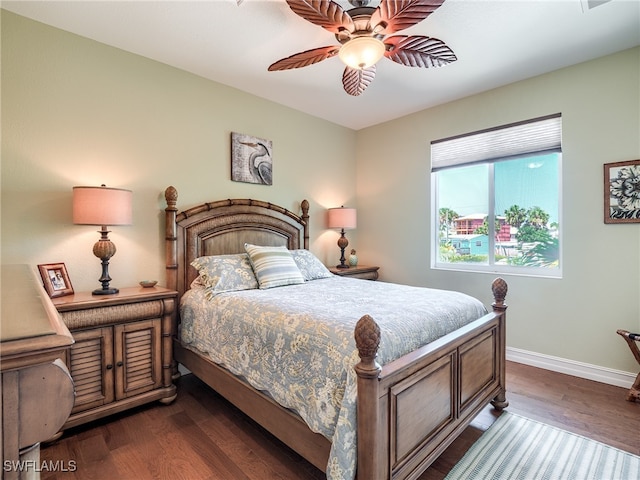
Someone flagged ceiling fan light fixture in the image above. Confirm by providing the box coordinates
[338,36,385,69]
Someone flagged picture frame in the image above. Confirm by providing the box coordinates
[604,159,640,224]
[231,132,273,185]
[38,262,74,298]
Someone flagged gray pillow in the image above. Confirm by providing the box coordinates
[291,249,333,281]
[191,253,258,299]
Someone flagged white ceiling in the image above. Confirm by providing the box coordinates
[3,0,639,130]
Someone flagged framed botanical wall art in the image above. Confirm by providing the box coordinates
[604,159,640,224]
[38,262,74,298]
[231,132,273,185]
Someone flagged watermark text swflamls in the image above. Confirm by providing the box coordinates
[3,460,77,473]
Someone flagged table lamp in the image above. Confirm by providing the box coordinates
[327,206,357,269]
[73,184,132,295]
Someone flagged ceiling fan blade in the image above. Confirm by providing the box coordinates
[371,0,446,35]
[268,46,341,71]
[342,65,376,96]
[384,35,457,68]
[286,0,354,33]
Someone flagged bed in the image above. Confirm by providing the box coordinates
[164,186,508,480]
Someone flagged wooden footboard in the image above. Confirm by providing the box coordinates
[354,278,508,480]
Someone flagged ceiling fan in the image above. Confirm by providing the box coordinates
[268,0,457,96]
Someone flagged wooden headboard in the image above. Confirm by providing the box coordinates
[164,186,310,299]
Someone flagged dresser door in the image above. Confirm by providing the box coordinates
[113,319,162,399]
[67,327,114,413]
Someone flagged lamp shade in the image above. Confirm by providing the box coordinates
[73,185,133,226]
[327,207,357,230]
[338,36,385,69]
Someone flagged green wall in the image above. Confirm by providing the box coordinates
[356,47,640,374]
[2,10,639,376]
[1,10,357,292]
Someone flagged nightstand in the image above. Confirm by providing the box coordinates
[52,286,178,431]
[329,265,379,281]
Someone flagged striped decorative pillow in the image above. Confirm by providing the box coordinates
[244,243,304,289]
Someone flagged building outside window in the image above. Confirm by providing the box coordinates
[431,114,562,278]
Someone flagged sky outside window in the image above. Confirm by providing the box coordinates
[438,153,559,222]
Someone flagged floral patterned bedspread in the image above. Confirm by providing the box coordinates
[180,276,487,480]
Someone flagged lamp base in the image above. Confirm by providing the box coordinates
[92,230,119,296]
[336,229,350,270]
[92,287,119,295]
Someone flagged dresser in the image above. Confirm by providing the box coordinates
[1,265,75,479]
[52,286,177,431]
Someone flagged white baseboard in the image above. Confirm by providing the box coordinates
[506,347,636,389]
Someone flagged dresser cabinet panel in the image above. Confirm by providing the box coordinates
[68,327,114,413]
[114,319,162,398]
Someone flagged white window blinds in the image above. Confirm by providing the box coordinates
[431,113,562,171]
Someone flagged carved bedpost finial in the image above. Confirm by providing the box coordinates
[300,199,310,250]
[301,199,309,217]
[165,186,178,210]
[491,277,508,309]
[354,314,381,362]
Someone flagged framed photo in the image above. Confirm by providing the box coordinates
[38,263,74,298]
[604,159,640,224]
[231,132,273,185]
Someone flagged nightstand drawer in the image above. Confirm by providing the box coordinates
[59,299,167,330]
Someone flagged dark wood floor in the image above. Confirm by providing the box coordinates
[41,361,640,480]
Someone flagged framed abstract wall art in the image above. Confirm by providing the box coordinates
[231,132,273,185]
[604,159,640,224]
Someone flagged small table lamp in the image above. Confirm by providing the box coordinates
[327,206,357,269]
[73,185,132,295]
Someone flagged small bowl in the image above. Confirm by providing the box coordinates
[139,280,158,288]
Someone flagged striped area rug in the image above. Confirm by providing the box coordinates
[445,412,640,480]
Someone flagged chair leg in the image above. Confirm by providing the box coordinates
[617,329,640,402]
[627,372,640,402]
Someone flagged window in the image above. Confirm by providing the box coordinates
[431,114,562,277]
